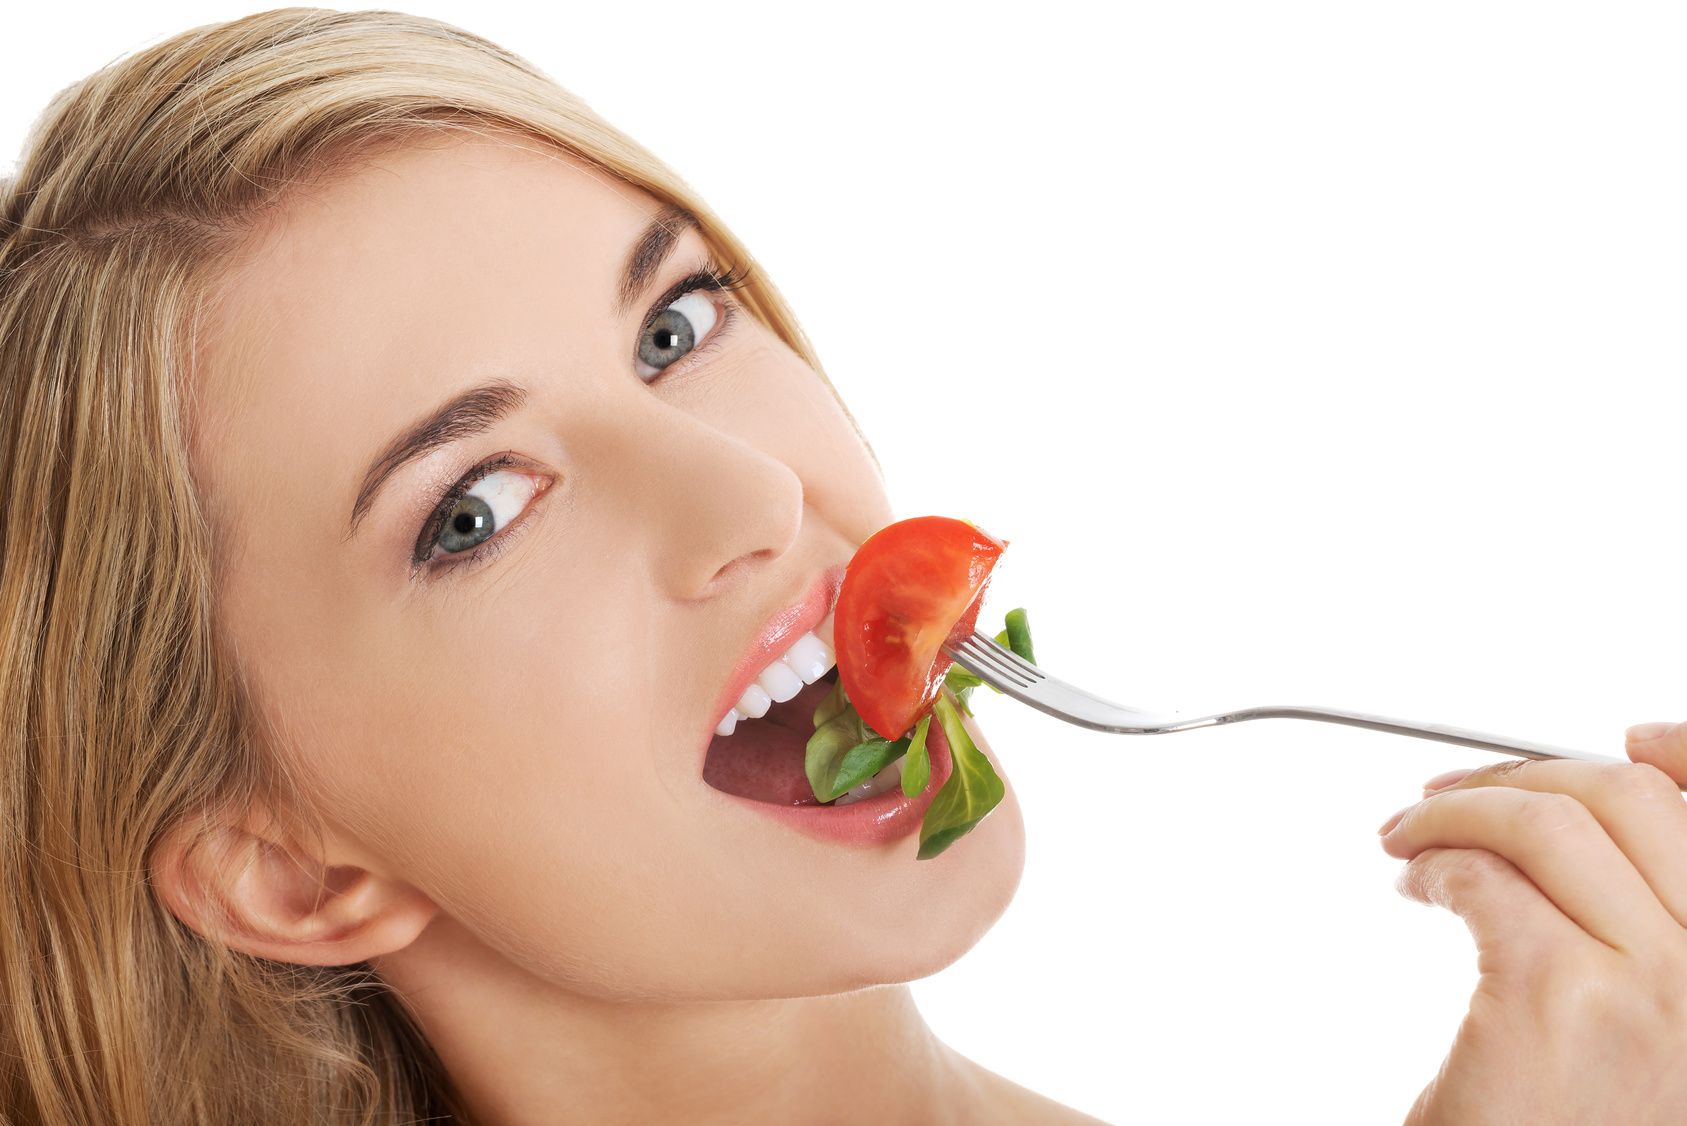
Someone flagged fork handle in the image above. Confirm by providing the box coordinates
[1184,705,1624,764]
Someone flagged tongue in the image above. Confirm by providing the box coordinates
[703,679,837,805]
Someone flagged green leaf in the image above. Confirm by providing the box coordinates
[812,678,849,728]
[805,705,869,802]
[1002,607,1035,665]
[943,665,983,713]
[944,665,984,692]
[901,715,931,797]
[917,694,1006,860]
[916,824,975,859]
[829,736,908,799]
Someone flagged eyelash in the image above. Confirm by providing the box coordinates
[638,265,745,375]
[413,454,527,572]
[644,264,750,324]
[411,268,744,575]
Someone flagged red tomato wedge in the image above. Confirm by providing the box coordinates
[833,516,1007,740]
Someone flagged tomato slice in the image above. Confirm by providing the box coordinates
[833,516,1007,739]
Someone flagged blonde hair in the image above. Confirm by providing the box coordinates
[0,9,825,1122]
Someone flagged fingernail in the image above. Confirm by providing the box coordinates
[1626,722,1677,743]
[1422,768,1475,792]
[1377,804,1415,835]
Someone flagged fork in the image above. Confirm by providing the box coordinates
[942,626,1623,765]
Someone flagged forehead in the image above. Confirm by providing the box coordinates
[190,136,662,535]
[203,135,655,402]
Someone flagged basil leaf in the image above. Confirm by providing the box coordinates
[901,714,931,797]
[805,705,869,802]
[828,736,908,799]
[917,694,1006,860]
[1003,607,1035,665]
[812,678,849,728]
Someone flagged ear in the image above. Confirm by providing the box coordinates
[150,806,439,966]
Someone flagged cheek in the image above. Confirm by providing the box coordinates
[230,528,675,875]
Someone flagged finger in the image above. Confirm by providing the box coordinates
[1381,784,1677,950]
[1421,767,1476,796]
[1628,721,1687,787]
[1398,846,1589,965]
[1433,758,1687,931]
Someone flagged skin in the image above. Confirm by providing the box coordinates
[151,130,1687,1124]
[1377,724,1687,1124]
[152,134,1112,1124]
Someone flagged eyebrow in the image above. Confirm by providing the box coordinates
[617,205,697,314]
[349,380,528,534]
[346,211,693,534]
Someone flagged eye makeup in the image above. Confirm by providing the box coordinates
[637,265,747,337]
[412,454,553,571]
[634,266,744,381]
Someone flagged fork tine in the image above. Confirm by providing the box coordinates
[944,627,1150,729]
[978,635,1045,680]
[948,629,1044,688]
[963,640,1037,687]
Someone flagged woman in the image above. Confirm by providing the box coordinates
[1,9,1685,1124]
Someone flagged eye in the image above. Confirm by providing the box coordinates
[635,290,719,380]
[432,470,546,557]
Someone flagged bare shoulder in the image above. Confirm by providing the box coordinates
[948,1050,1114,1125]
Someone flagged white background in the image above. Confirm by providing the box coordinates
[6,3,1686,1122]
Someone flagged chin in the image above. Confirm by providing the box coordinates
[810,787,1029,996]
[905,792,1027,979]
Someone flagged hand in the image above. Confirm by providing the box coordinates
[1379,722,1687,1125]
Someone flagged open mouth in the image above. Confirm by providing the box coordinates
[702,626,951,813]
[704,669,841,806]
[700,573,955,847]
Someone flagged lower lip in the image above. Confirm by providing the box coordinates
[722,719,955,848]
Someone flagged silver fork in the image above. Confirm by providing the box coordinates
[942,626,1622,764]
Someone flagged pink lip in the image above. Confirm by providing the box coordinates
[702,563,957,848]
[709,566,845,731]
[733,718,955,848]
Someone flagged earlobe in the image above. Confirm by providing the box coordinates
[151,809,439,967]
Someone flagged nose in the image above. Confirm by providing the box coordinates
[596,398,805,600]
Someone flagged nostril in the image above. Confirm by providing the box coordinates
[704,549,774,592]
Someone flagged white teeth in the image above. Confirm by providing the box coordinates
[735,683,771,719]
[757,660,804,703]
[782,633,833,684]
[718,629,838,736]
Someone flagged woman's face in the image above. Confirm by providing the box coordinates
[192,137,1025,1001]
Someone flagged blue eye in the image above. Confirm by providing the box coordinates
[636,291,719,380]
[432,470,545,557]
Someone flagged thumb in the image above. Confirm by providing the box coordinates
[1625,721,1687,785]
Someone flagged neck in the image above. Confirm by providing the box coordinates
[377,915,1000,1126]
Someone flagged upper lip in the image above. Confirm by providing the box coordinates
[709,566,844,731]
